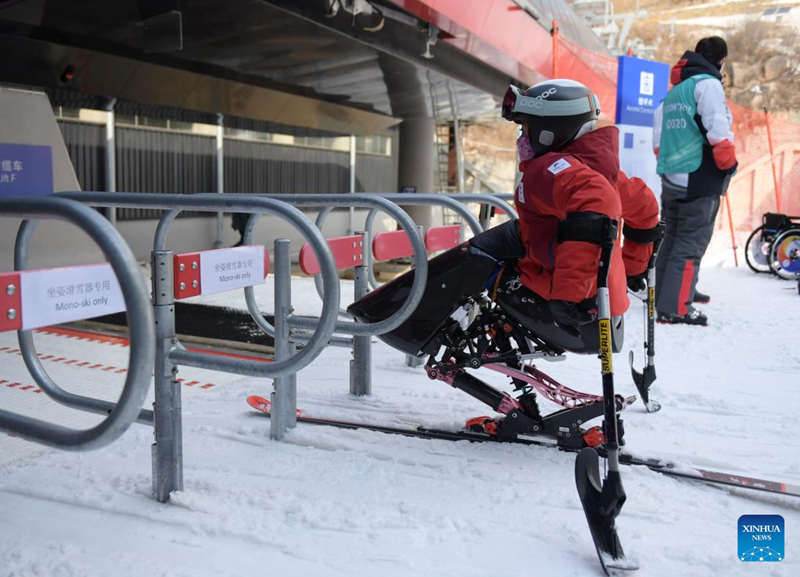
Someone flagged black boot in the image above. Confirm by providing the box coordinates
[657,306,708,326]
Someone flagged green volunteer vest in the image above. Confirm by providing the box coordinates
[657,74,715,175]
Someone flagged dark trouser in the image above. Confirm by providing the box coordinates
[655,179,720,316]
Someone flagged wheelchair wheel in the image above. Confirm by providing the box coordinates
[769,227,800,280]
[744,225,772,273]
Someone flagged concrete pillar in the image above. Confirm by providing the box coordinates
[398,116,436,228]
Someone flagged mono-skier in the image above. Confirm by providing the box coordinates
[499,79,660,339]
[349,78,661,447]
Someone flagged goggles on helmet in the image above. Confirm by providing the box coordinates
[501,84,600,122]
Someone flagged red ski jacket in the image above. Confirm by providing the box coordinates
[514,126,659,316]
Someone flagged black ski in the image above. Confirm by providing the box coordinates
[574,233,635,575]
[246,396,800,499]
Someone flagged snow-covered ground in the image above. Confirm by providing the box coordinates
[1,246,799,577]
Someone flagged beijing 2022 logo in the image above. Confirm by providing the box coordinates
[738,515,784,561]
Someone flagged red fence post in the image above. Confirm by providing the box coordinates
[763,107,783,213]
[724,194,739,267]
[551,19,559,78]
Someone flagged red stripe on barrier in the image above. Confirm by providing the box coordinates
[0,272,22,333]
[200,383,215,389]
[173,252,202,299]
[425,225,461,252]
[299,235,364,275]
[36,326,130,346]
[372,230,413,261]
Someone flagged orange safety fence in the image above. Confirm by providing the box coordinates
[718,103,800,243]
[554,28,619,121]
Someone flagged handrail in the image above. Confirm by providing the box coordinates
[58,191,340,377]
[244,194,429,337]
[444,193,518,221]
[0,196,155,450]
[378,193,483,236]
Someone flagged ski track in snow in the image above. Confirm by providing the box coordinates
[1,262,799,577]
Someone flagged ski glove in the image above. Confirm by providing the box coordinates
[712,139,737,170]
[548,300,596,328]
[626,272,647,293]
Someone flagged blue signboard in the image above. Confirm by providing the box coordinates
[0,143,54,197]
[615,56,669,127]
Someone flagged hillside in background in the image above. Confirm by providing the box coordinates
[622,0,800,113]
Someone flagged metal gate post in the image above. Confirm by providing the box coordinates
[270,239,295,440]
[350,233,371,395]
[151,249,183,502]
[405,224,427,368]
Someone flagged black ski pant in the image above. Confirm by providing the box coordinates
[655,181,720,316]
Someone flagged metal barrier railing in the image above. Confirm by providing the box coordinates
[361,193,516,290]
[37,192,344,502]
[244,194,429,338]
[0,196,155,451]
[242,194,430,414]
[281,193,510,388]
[2,191,510,500]
[445,193,517,231]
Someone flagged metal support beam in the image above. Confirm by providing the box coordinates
[214,113,224,248]
[271,239,296,440]
[349,134,356,235]
[104,99,117,225]
[350,249,372,396]
[151,249,182,502]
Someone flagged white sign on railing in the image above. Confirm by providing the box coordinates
[19,263,125,330]
[199,245,265,295]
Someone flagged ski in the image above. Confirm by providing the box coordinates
[246,396,800,499]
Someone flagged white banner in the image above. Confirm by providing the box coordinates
[19,263,126,330]
[199,245,265,295]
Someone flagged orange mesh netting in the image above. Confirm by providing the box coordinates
[556,34,618,121]
[724,102,800,234]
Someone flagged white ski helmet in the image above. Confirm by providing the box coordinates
[502,79,601,156]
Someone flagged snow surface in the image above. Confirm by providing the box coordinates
[1,247,799,577]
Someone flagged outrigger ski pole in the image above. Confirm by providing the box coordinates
[628,228,664,413]
[576,220,637,576]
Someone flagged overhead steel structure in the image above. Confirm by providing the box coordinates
[0,0,606,209]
